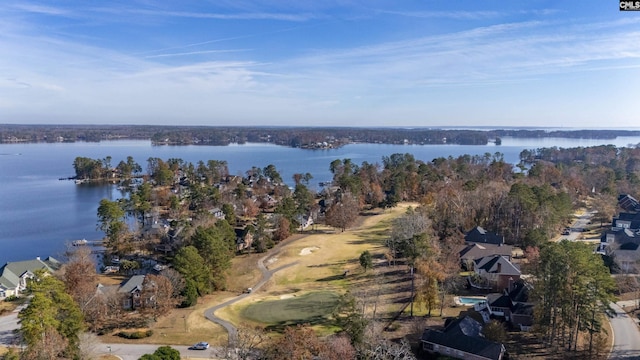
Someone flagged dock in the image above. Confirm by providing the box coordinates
[71,239,104,247]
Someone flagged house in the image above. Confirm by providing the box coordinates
[474,255,521,292]
[459,243,513,271]
[421,316,506,360]
[479,281,534,331]
[465,226,505,246]
[235,227,255,252]
[209,207,225,220]
[612,212,640,231]
[600,224,640,272]
[0,256,61,299]
[296,214,314,230]
[118,275,146,309]
[618,194,640,213]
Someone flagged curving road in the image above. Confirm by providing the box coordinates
[204,250,298,345]
[609,302,640,359]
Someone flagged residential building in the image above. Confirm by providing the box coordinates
[421,316,506,360]
[0,256,61,299]
[465,226,505,246]
[474,255,521,292]
[459,243,513,271]
[118,274,146,309]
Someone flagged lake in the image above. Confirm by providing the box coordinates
[2,135,640,264]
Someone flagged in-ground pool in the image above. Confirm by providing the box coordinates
[454,296,487,306]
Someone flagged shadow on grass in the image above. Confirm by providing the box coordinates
[264,315,332,333]
[316,274,347,282]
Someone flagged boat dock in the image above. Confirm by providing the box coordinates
[71,239,104,247]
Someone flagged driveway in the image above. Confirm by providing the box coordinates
[609,302,640,359]
[0,304,26,347]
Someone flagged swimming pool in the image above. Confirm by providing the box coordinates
[454,296,487,306]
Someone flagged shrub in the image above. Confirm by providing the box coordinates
[116,329,154,339]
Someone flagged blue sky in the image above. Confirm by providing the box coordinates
[1,1,639,128]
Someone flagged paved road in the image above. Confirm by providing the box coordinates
[557,210,595,242]
[98,343,220,360]
[204,251,297,344]
[609,302,640,359]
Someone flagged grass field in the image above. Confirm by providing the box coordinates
[240,291,340,330]
[217,204,417,335]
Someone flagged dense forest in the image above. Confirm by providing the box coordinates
[2,124,639,148]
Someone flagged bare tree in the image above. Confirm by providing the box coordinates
[223,323,269,360]
[160,268,186,300]
[141,274,178,320]
[325,192,359,232]
[58,246,98,314]
[78,332,101,360]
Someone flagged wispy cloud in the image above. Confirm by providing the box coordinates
[144,49,250,59]
[378,10,503,20]
[96,7,315,22]
[9,3,72,16]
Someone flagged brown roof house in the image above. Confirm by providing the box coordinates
[474,255,521,292]
[0,256,61,299]
[421,316,506,360]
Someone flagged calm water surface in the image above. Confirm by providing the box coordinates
[1,136,639,264]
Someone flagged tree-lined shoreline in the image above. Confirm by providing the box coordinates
[2,124,639,148]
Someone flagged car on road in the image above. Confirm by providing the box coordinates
[190,342,209,350]
[562,228,571,235]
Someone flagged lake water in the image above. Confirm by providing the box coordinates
[2,136,640,265]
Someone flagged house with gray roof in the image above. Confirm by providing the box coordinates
[421,316,506,360]
[118,274,146,309]
[618,194,640,213]
[0,256,61,299]
[474,255,521,292]
[465,226,505,246]
[459,243,513,271]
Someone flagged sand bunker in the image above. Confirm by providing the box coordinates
[280,294,295,300]
[300,246,319,255]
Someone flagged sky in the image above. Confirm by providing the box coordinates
[0,1,639,128]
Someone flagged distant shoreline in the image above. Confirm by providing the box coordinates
[2,124,639,148]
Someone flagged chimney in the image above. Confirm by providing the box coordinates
[496,262,502,273]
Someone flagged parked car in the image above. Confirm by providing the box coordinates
[191,342,209,350]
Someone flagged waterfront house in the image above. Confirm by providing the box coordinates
[0,256,61,299]
[118,275,146,309]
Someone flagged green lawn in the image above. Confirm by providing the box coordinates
[240,291,340,330]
